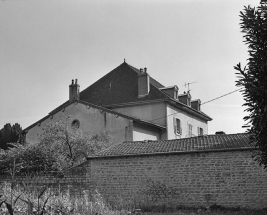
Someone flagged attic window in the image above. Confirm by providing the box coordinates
[174,89,178,100]
[71,119,80,129]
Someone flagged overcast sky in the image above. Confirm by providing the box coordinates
[0,0,260,135]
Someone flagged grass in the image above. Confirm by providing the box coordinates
[0,183,130,215]
[1,182,267,215]
[140,206,267,215]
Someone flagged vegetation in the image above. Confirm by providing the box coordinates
[234,2,267,169]
[0,123,24,150]
[1,182,267,215]
[0,116,113,174]
[38,116,112,170]
[0,183,130,215]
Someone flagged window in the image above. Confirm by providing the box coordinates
[173,118,182,135]
[188,123,193,137]
[71,119,80,129]
[174,89,178,100]
[198,127,204,136]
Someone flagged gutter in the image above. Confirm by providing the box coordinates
[103,99,165,108]
[164,99,213,121]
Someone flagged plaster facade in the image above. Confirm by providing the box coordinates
[24,62,212,142]
[26,102,157,144]
[133,122,161,141]
[112,102,166,127]
[166,103,207,139]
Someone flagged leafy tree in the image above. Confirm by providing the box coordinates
[0,123,24,150]
[0,116,113,174]
[0,143,56,174]
[234,2,267,169]
[38,116,113,170]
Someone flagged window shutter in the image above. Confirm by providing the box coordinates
[197,127,200,136]
[177,119,181,134]
[173,117,177,133]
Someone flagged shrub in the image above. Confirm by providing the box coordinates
[0,143,57,175]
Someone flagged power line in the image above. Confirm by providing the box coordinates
[149,112,177,123]
[148,88,241,123]
[201,89,241,105]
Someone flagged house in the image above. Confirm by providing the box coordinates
[24,61,212,143]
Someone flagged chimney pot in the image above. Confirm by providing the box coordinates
[69,79,80,101]
[215,131,226,135]
[144,67,147,73]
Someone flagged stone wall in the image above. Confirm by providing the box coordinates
[1,149,267,209]
[0,162,91,197]
[89,149,267,209]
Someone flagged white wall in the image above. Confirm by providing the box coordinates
[26,103,132,144]
[166,103,208,139]
[112,102,166,127]
[133,122,160,141]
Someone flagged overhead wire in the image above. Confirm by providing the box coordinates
[148,88,242,123]
[201,89,241,105]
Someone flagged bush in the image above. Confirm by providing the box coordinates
[0,143,57,175]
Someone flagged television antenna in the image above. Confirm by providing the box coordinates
[184,82,197,91]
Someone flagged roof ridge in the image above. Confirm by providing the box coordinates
[125,62,141,74]
[125,62,165,88]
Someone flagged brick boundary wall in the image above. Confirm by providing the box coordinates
[88,149,267,209]
[1,149,267,209]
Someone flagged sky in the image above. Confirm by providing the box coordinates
[0,0,260,135]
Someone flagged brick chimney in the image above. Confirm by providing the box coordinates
[138,68,150,98]
[69,79,80,101]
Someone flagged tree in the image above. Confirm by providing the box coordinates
[234,2,267,169]
[0,116,113,174]
[0,123,24,150]
[0,143,56,174]
[38,116,113,170]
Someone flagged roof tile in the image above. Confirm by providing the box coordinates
[92,133,254,158]
[79,62,168,106]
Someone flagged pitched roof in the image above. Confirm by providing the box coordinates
[79,62,169,106]
[79,62,212,121]
[91,133,254,158]
[24,99,166,131]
